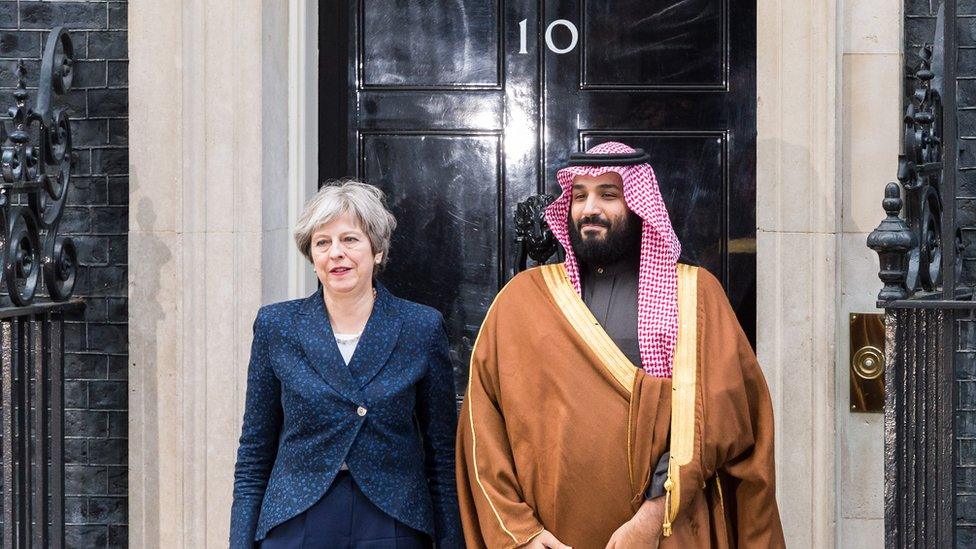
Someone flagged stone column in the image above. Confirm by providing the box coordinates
[128,1,289,546]
[757,0,901,545]
[756,0,839,545]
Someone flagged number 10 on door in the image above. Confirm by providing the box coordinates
[519,19,579,54]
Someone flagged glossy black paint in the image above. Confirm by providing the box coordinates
[361,1,501,88]
[581,0,725,88]
[320,0,756,391]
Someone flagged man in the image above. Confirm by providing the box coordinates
[456,142,785,548]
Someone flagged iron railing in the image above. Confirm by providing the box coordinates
[0,302,80,549]
[0,26,83,549]
[868,2,971,546]
[0,27,78,306]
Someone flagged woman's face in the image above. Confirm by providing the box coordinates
[310,212,381,297]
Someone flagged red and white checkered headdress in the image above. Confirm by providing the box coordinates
[544,141,681,377]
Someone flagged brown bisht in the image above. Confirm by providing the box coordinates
[456,263,785,549]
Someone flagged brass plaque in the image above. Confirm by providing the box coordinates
[850,313,885,413]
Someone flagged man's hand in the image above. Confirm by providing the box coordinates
[521,529,572,549]
[605,497,666,549]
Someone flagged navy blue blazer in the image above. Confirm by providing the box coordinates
[230,284,462,548]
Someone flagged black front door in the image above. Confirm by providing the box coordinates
[320,0,755,391]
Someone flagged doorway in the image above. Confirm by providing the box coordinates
[319,0,756,390]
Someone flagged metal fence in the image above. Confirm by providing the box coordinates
[868,1,976,545]
[0,301,81,549]
[0,25,85,549]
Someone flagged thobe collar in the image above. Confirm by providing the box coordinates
[580,253,640,280]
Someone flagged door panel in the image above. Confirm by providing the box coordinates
[582,0,725,88]
[361,133,502,393]
[360,0,501,88]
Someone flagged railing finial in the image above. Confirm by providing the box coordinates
[868,182,915,305]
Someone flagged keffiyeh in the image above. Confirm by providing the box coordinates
[544,141,681,377]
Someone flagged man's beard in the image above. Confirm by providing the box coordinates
[568,210,643,266]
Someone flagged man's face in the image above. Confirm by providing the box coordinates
[568,172,642,265]
[569,172,628,239]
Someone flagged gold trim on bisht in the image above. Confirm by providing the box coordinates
[663,263,699,537]
[540,263,637,394]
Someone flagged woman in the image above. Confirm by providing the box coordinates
[230,180,462,548]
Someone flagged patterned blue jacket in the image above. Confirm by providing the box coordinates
[229,284,462,548]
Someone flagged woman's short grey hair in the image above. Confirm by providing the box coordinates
[293,179,397,269]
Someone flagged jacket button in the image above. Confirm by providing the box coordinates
[357,406,367,417]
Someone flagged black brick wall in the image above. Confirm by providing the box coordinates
[958,2,976,281]
[952,0,976,540]
[958,317,976,546]
[0,2,127,547]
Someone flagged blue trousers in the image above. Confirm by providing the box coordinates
[260,471,431,549]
